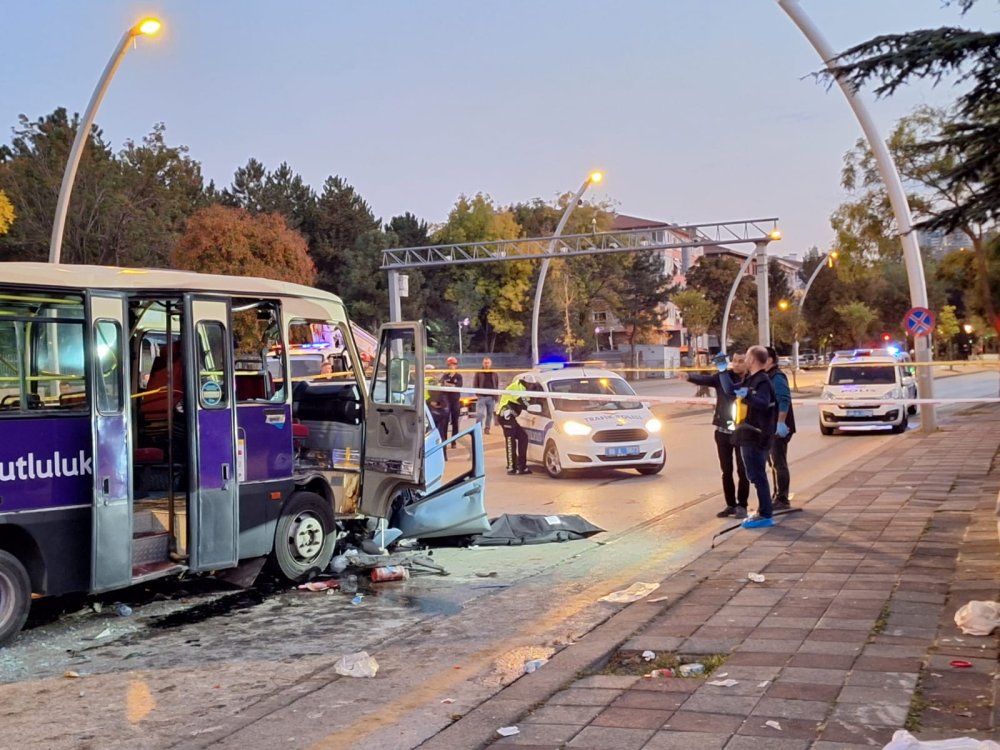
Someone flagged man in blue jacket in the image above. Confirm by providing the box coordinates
[734,345,778,528]
[765,346,795,510]
[686,351,749,518]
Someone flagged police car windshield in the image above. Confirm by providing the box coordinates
[829,365,896,385]
[548,376,640,411]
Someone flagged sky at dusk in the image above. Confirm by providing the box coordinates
[4,1,998,258]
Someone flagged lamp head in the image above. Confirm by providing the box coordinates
[135,18,162,36]
[588,171,603,185]
[769,228,782,241]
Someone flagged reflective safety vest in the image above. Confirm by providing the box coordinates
[496,378,527,413]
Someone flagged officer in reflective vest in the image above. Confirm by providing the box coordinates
[496,378,530,475]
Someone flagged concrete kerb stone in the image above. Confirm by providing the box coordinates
[419,406,1000,750]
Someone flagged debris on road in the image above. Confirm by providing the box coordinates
[954,601,1000,635]
[747,572,766,583]
[708,678,739,687]
[599,582,660,604]
[440,698,455,704]
[496,726,520,737]
[370,565,410,582]
[64,671,80,679]
[475,571,498,578]
[334,651,379,678]
[297,580,340,592]
[765,720,782,731]
[94,628,113,640]
[644,668,674,679]
[950,659,973,669]
[641,650,656,661]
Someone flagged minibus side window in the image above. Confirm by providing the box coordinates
[196,321,228,408]
[232,301,285,404]
[94,320,123,414]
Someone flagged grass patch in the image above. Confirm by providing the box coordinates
[904,672,926,732]
[870,600,892,639]
[599,650,728,678]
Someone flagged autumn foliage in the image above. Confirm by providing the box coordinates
[172,204,316,286]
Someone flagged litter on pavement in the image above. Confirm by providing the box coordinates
[881,729,1000,749]
[954,600,1000,635]
[641,650,656,661]
[599,582,660,603]
[747,572,766,583]
[765,720,782,731]
[333,651,379,678]
[496,727,520,737]
[708,678,739,687]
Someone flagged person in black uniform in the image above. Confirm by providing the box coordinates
[439,356,463,447]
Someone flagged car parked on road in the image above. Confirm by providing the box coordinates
[818,349,917,435]
[511,363,666,478]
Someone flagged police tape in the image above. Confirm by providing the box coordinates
[427,384,1000,407]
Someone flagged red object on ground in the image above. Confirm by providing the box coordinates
[950,659,973,668]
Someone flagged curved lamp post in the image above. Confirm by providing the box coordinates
[530,171,603,366]
[719,229,781,352]
[777,0,934,432]
[792,248,837,370]
[49,17,162,264]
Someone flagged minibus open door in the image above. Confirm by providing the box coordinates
[360,323,426,519]
[184,296,239,571]
[88,291,134,591]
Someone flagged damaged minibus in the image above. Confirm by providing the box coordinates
[0,263,486,645]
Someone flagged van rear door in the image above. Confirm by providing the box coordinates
[360,323,425,519]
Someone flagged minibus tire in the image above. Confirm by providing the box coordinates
[0,550,31,647]
[271,492,336,582]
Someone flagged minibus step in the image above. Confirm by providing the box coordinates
[131,561,185,585]
[133,530,170,566]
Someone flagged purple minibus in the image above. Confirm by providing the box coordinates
[0,263,434,645]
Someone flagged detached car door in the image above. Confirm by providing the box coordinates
[360,323,426,519]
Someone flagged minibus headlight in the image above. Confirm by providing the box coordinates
[561,420,592,436]
[645,418,662,433]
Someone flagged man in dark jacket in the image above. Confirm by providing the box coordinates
[765,346,795,510]
[734,345,778,528]
[440,356,463,447]
[686,351,749,518]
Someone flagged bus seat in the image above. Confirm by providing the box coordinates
[134,447,165,464]
[140,341,183,433]
[235,371,271,401]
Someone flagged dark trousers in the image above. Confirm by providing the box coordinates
[497,413,527,471]
[769,436,790,502]
[740,442,773,518]
[715,430,749,508]
[444,399,461,442]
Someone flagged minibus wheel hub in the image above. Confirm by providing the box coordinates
[290,513,324,560]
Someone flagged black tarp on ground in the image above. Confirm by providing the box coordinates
[469,514,605,546]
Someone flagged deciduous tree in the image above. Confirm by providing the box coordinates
[171,204,315,285]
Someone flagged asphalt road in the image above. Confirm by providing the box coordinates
[0,369,995,750]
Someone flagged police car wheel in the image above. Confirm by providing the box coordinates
[907,404,917,416]
[891,413,908,434]
[543,441,565,479]
[0,549,31,647]
[271,492,336,583]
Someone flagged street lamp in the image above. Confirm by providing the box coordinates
[793,247,838,371]
[49,17,162,263]
[594,326,602,352]
[720,227,780,351]
[457,317,470,356]
[777,0,935,434]
[531,170,603,365]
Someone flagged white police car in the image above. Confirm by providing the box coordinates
[819,348,918,435]
[513,364,665,478]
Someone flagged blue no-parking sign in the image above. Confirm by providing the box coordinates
[903,307,936,336]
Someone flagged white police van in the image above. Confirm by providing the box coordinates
[513,364,665,478]
[818,349,917,435]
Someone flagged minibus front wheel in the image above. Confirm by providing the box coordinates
[271,492,336,582]
[0,549,31,646]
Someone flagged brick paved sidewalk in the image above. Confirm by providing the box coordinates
[427,407,1000,750]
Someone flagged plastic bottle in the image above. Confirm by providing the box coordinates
[115,604,133,617]
[679,663,704,677]
[370,566,410,582]
[524,658,548,674]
